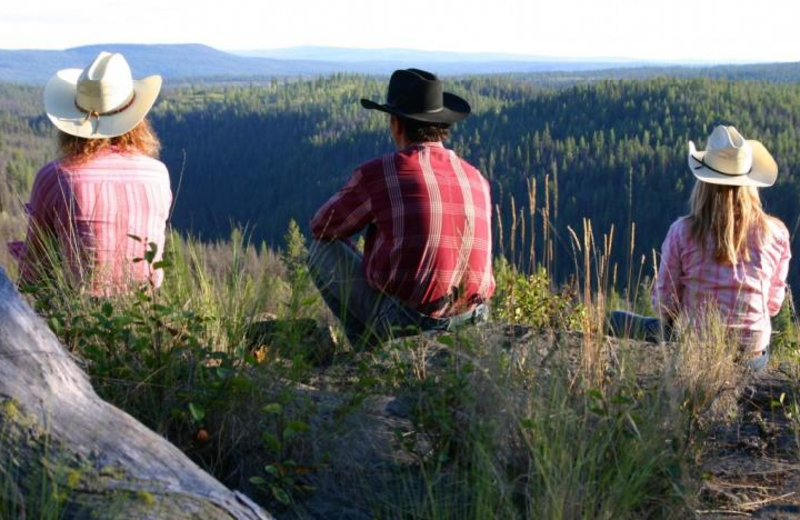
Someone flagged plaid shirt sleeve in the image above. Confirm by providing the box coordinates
[652,220,684,320]
[11,163,64,284]
[311,168,373,240]
[767,226,792,317]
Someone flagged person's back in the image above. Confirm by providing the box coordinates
[339,142,493,317]
[30,150,172,293]
[654,213,789,351]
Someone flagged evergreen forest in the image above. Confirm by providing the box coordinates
[5,70,800,519]
[3,74,800,288]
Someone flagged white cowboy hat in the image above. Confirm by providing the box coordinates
[44,52,162,139]
[687,125,777,188]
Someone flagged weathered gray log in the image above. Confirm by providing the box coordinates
[0,267,273,520]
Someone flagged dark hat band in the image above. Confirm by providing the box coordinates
[691,154,752,176]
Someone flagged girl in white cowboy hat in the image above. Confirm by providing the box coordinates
[8,52,173,295]
[611,125,791,372]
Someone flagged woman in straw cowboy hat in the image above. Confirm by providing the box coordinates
[611,125,791,372]
[8,52,173,295]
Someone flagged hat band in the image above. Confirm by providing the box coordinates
[75,92,137,119]
[387,103,444,114]
[691,155,752,176]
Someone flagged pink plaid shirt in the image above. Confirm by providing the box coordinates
[652,216,791,352]
[311,142,495,318]
[9,149,172,295]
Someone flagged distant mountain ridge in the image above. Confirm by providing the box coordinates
[234,46,648,65]
[0,44,343,84]
[0,43,798,85]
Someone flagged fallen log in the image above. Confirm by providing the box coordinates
[0,267,273,520]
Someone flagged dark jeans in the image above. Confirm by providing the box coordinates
[608,310,769,372]
[307,239,488,349]
[608,310,671,344]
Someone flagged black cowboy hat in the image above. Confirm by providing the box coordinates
[360,68,470,124]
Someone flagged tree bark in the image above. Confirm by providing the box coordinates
[0,267,273,520]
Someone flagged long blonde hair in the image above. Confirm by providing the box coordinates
[57,118,161,166]
[687,180,771,265]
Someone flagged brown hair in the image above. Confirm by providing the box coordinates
[398,117,450,143]
[57,118,161,166]
[686,180,771,264]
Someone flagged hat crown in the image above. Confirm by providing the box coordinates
[387,69,444,115]
[702,125,753,176]
[75,52,135,114]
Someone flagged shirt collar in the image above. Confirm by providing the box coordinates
[407,141,446,151]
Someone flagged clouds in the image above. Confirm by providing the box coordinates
[1,0,798,62]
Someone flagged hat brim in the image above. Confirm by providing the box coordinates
[44,68,162,139]
[360,92,470,124]
[687,140,778,188]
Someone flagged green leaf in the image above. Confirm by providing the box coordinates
[610,394,634,406]
[300,296,318,306]
[437,335,455,346]
[144,243,158,263]
[112,315,134,328]
[283,421,310,439]
[188,403,205,422]
[262,432,280,453]
[249,476,267,486]
[48,317,63,335]
[264,464,280,477]
[263,403,283,415]
[586,389,604,401]
[271,486,291,505]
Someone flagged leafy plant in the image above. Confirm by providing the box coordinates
[491,257,585,330]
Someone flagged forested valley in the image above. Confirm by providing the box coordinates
[3,74,800,288]
[5,70,800,518]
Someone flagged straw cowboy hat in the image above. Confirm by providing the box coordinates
[361,68,470,124]
[688,126,778,187]
[44,52,162,139]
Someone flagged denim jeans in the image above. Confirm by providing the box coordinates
[608,310,770,372]
[747,346,770,372]
[307,239,488,349]
[608,310,671,344]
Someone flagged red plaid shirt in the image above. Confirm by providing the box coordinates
[311,142,495,318]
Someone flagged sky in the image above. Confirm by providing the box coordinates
[2,0,800,63]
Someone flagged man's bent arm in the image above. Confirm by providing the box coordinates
[311,168,373,240]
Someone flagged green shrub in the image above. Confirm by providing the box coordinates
[491,257,584,330]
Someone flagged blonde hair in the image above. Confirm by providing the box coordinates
[57,118,161,166]
[687,180,771,265]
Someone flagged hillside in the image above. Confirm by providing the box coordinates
[0,44,344,84]
[143,77,800,289]
[523,61,800,84]
[3,71,800,518]
[2,76,800,293]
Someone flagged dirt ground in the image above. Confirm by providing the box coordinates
[699,366,800,519]
[252,322,800,519]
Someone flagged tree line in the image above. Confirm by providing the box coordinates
[2,74,800,289]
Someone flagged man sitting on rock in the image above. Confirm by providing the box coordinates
[309,69,495,349]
